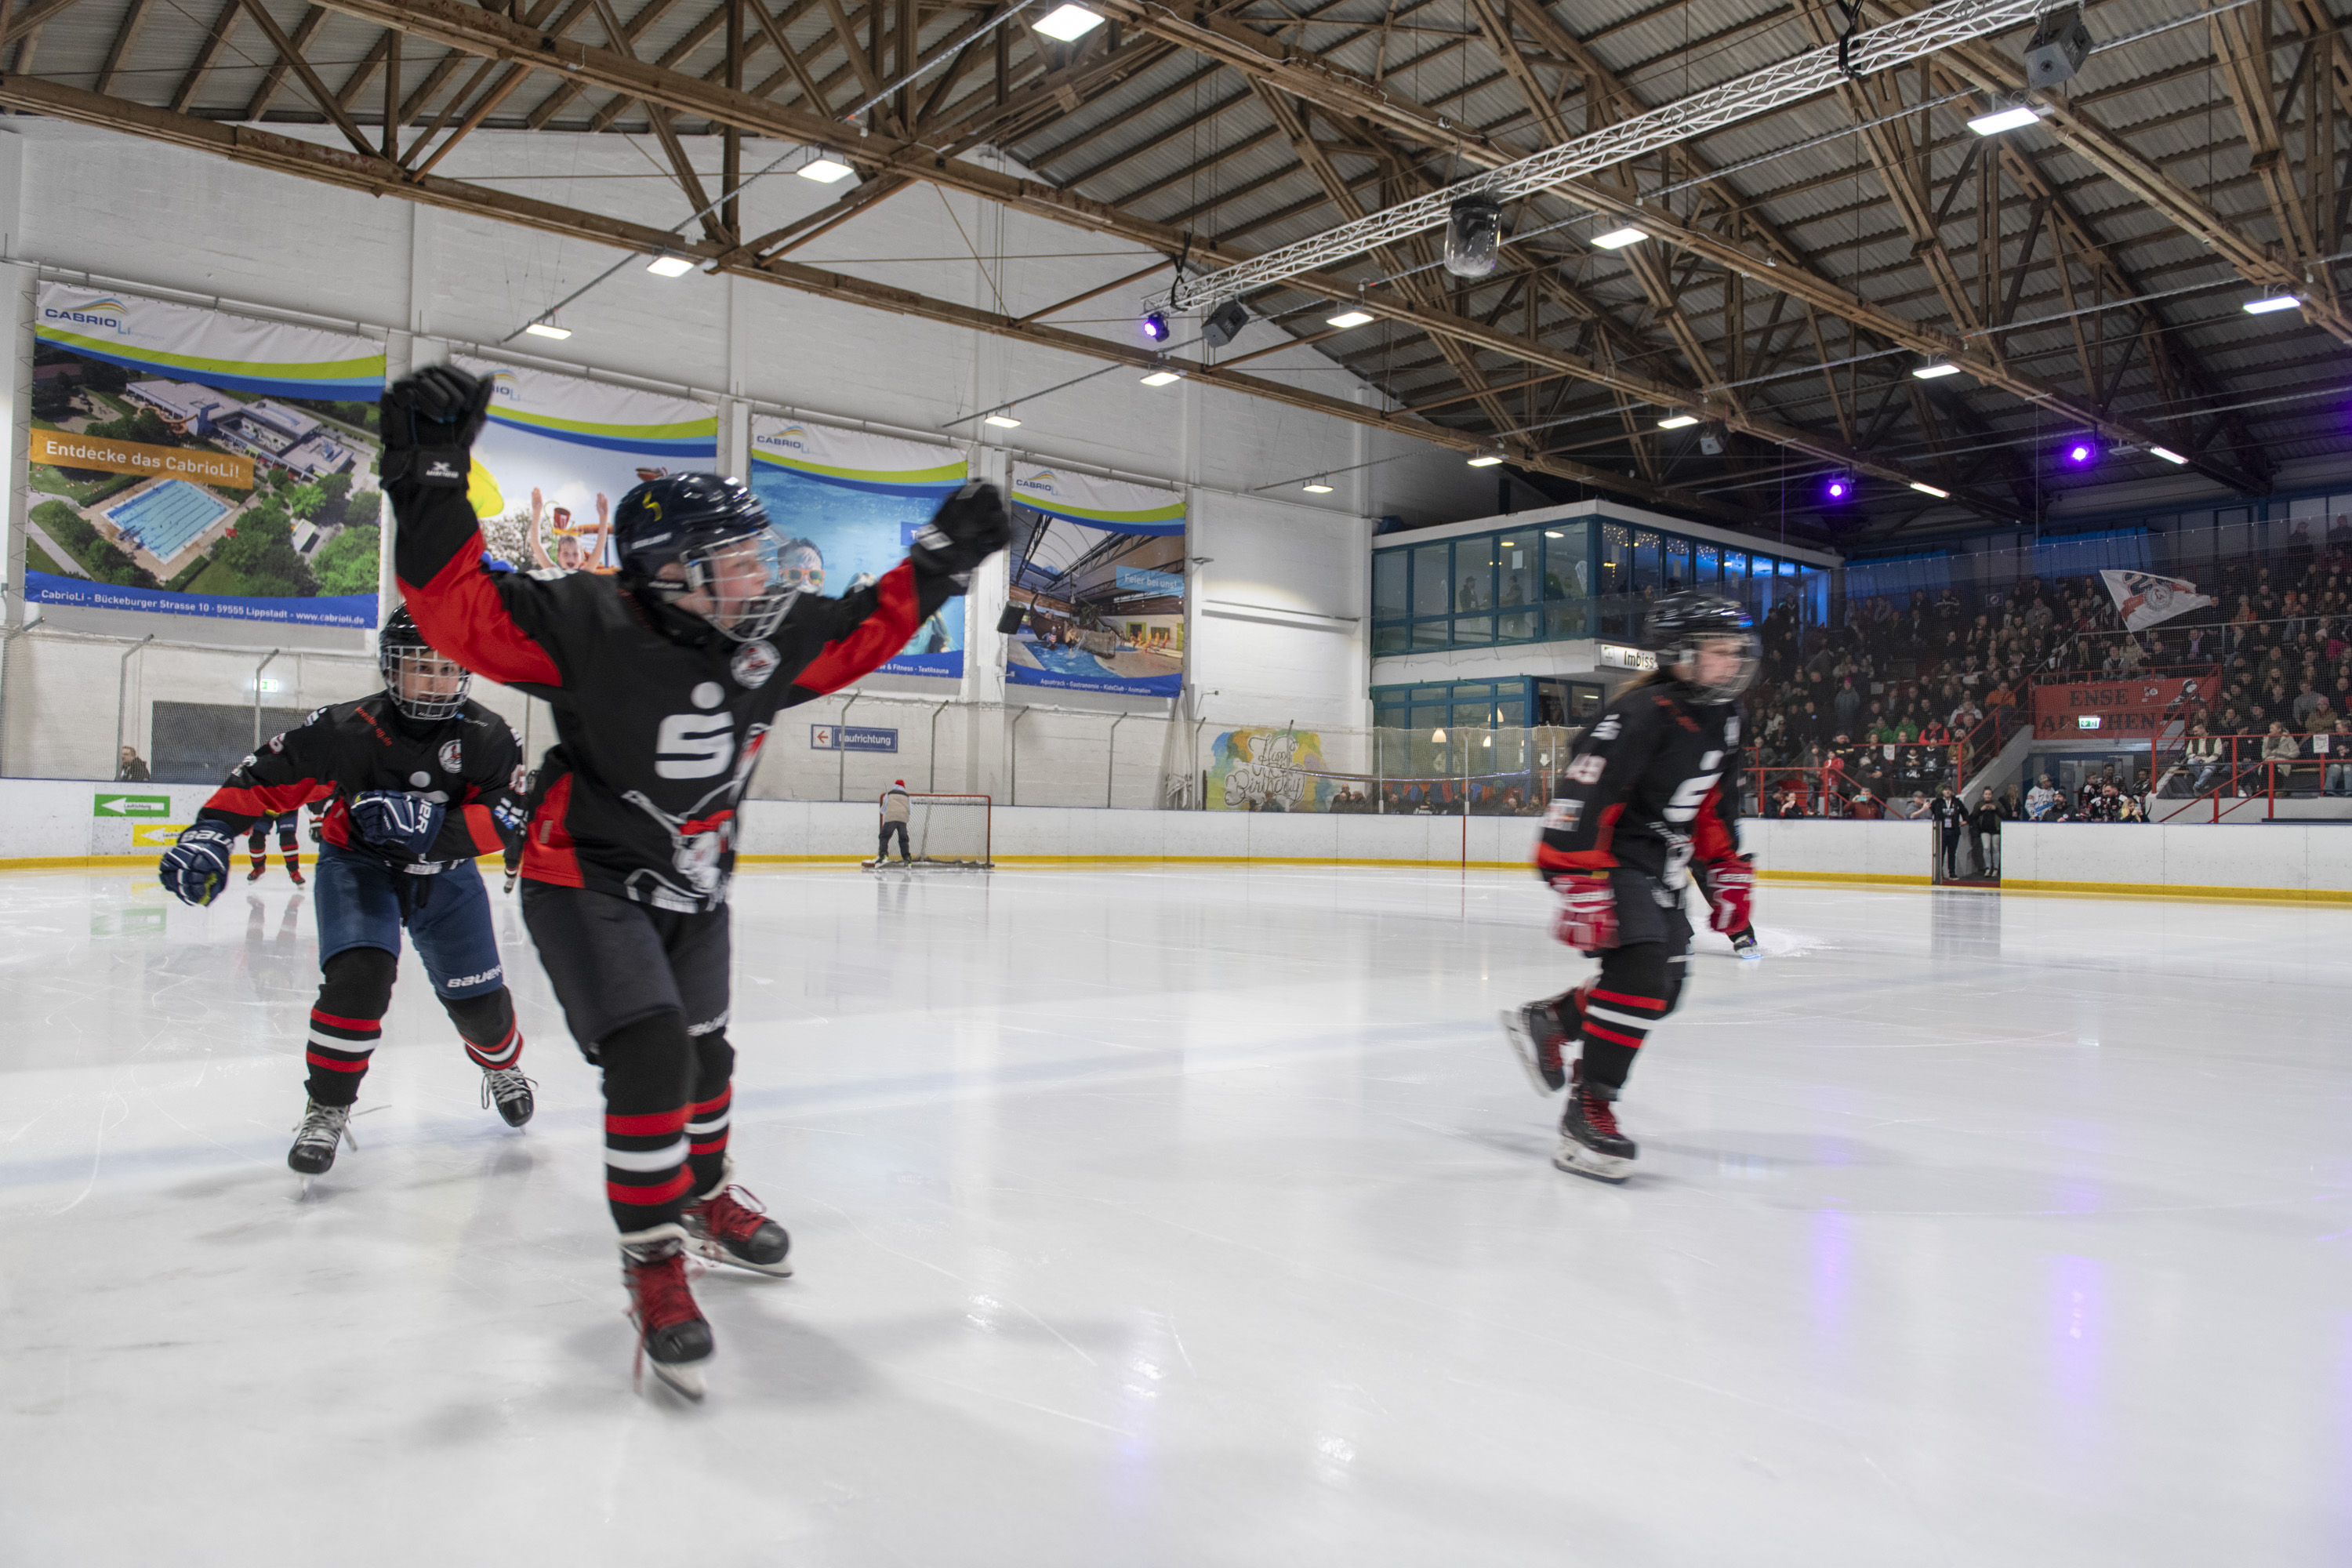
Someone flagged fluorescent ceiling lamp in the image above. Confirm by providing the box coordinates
[523,321,572,339]
[644,254,696,278]
[1592,226,1649,249]
[1139,371,1181,386]
[1544,530,1563,538]
[982,413,1022,428]
[1911,361,1962,379]
[2151,445,2188,465]
[1033,3,1105,41]
[1909,481,1951,499]
[1466,453,1504,467]
[798,157,855,183]
[2242,295,2301,314]
[1966,103,2040,136]
[1326,310,1375,328]
[1301,480,1335,494]
[1656,414,1699,430]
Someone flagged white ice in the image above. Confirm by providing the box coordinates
[2,865,2348,1566]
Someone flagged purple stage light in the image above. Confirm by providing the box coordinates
[1141,311,1171,342]
[1824,475,1850,502]
[2064,440,2096,466]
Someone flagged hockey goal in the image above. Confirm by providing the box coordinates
[868,793,994,869]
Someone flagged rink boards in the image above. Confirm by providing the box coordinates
[12,778,2350,904]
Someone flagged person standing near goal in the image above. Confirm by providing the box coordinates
[1498,592,1759,1182]
[878,779,913,865]
[380,364,1010,1399]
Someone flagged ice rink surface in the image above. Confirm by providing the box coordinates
[2,863,2347,1566]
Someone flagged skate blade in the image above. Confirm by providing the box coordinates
[1497,1010,1562,1097]
[687,1237,794,1277]
[1552,1144,1633,1184]
[648,1358,706,1401]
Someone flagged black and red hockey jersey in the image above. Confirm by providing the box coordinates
[389,474,956,912]
[1536,678,1743,887]
[194,695,526,867]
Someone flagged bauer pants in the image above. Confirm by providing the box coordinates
[301,843,522,1107]
[521,882,735,1239]
[1570,870,1693,1096]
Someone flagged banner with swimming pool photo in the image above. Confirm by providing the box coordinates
[1005,465,1185,699]
[24,283,386,628]
[454,355,718,576]
[747,417,969,679]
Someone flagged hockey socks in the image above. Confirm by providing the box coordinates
[303,947,395,1106]
[597,1013,697,1232]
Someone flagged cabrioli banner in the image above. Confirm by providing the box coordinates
[453,354,718,575]
[24,283,386,627]
[1005,464,1185,699]
[747,417,970,679]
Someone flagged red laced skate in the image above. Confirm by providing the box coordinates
[624,1247,713,1399]
[681,1185,793,1276]
[1577,1089,1622,1140]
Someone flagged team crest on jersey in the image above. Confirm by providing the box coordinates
[1725,714,1741,745]
[438,739,463,773]
[729,639,780,689]
[1543,799,1583,833]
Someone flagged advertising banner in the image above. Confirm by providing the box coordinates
[1209,726,1331,811]
[2032,676,2210,739]
[25,283,386,627]
[747,417,968,679]
[454,354,717,575]
[1005,464,1185,699]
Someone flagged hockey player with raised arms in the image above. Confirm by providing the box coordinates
[158,608,535,1174]
[379,364,1011,1399]
[1499,592,1759,1181]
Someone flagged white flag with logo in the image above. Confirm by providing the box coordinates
[2100,569,2213,633]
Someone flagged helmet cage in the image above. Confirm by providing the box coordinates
[677,520,803,642]
[1643,593,1759,705]
[379,631,471,721]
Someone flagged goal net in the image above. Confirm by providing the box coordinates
[869,793,993,869]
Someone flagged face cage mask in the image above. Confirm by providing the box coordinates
[678,523,803,642]
[1668,630,1761,704]
[381,644,473,720]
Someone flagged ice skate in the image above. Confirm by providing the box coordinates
[285,865,304,887]
[682,1165,793,1276]
[1730,928,1760,961]
[622,1236,713,1399]
[1501,988,1581,1094]
[288,1098,353,1175]
[479,1067,535,1127]
[246,864,266,883]
[1553,1063,1635,1183]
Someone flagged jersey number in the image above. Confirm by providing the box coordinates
[655,714,736,779]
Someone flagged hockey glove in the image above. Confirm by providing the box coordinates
[1704,855,1755,935]
[380,365,493,490]
[158,822,238,907]
[909,481,1012,591]
[1552,873,1619,953]
[348,791,447,858]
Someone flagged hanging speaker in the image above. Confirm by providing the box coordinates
[996,603,1028,635]
[1444,194,1504,279]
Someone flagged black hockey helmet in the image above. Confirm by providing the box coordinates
[613,472,804,642]
[379,606,471,721]
[1642,590,1759,704]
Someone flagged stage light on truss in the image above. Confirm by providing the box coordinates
[2150,445,2188,465]
[524,320,572,339]
[2242,295,2301,314]
[1301,478,1335,493]
[644,253,697,278]
[1139,370,1181,386]
[1966,103,2040,136]
[1910,481,1951,499]
[1911,360,1963,379]
[1140,310,1171,342]
[983,413,1022,429]
[1824,474,1851,501]
[1327,309,1374,328]
[797,156,855,183]
[1656,414,1699,430]
[1034,3,1105,41]
[2062,438,2097,467]
[1592,225,1649,249]
[1202,299,1250,348]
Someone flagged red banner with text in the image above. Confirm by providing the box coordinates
[2032,677,2209,739]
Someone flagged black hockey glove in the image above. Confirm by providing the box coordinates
[158,822,238,908]
[380,365,492,490]
[909,481,1011,592]
[348,790,447,858]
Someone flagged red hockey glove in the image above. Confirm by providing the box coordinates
[1552,873,1618,953]
[1704,856,1755,935]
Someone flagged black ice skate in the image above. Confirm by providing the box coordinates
[1730,927,1759,960]
[286,865,305,887]
[480,1067,536,1127]
[622,1237,713,1399]
[1500,989,1579,1094]
[288,1098,353,1174]
[1555,1062,1636,1183]
[246,864,267,883]
[682,1170,793,1276]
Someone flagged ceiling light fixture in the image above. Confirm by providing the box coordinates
[1656,414,1699,430]
[644,254,696,278]
[1139,370,1181,387]
[1592,226,1649,249]
[1466,452,1505,468]
[2151,446,2188,465]
[1909,481,1951,499]
[1327,310,1374,328]
[1033,3,1105,41]
[524,320,572,339]
[1911,361,1962,379]
[1301,479,1335,494]
[797,157,855,183]
[1966,103,2041,136]
[2242,295,2301,314]
[983,413,1022,429]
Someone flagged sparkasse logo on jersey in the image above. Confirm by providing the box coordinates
[44,296,129,334]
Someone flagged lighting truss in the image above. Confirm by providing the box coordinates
[1160,0,2063,314]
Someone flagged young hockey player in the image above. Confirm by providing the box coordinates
[157,609,535,1174]
[1499,592,1759,1181]
[379,364,1010,1399]
[246,809,305,884]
